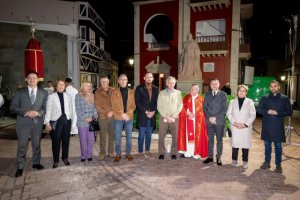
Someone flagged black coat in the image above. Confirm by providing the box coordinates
[134,84,159,129]
[257,93,292,142]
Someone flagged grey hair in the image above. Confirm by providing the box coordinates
[118,74,128,80]
[191,84,199,91]
[166,76,176,85]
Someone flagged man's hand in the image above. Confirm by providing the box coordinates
[121,113,129,121]
[146,111,155,118]
[209,117,216,124]
[107,111,113,118]
[25,111,39,118]
[166,116,175,123]
[267,109,278,115]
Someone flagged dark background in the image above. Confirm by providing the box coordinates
[249,0,300,63]
[73,0,300,72]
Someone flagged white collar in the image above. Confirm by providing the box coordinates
[192,94,198,99]
[28,86,37,92]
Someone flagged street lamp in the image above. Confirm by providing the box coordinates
[129,58,134,66]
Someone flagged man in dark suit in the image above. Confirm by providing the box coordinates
[203,78,227,166]
[10,71,48,177]
[135,72,159,159]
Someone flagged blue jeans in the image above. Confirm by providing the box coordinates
[114,119,133,156]
[264,140,282,165]
[138,119,153,153]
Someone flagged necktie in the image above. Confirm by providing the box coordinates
[30,89,35,104]
[213,92,215,97]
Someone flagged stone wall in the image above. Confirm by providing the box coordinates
[0,22,68,100]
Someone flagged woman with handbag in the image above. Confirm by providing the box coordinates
[75,81,98,162]
[44,80,73,168]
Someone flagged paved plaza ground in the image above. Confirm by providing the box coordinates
[0,112,300,200]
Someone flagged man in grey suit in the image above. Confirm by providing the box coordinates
[203,78,227,166]
[10,71,48,177]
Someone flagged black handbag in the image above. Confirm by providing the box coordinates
[89,119,100,132]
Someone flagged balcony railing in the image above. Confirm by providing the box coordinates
[80,40,118,72]
[239,37,250,53]
[195,35,226,43]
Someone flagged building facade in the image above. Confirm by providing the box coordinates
[0,0,118,101]
[133,0,252,94]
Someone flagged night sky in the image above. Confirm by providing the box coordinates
[249,0,300,63]
[89,0,134,69]
[84,0,300,70]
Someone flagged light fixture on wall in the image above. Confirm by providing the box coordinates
[280,75,286,81]
[129,58,134,66]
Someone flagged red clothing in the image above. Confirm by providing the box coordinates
[178,94,208,158]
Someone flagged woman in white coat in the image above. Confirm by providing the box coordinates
[226,85,256,169]
[44,80,73,168]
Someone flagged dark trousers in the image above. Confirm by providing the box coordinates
[16,121,43,169]
[50,115,71,162]
[232,148,249,162]
[207,125,224,159]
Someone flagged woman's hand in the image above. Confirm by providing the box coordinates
[45,124,52,131]
[84,118,93,123]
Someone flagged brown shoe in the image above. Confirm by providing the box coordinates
[99,154,105,161]
[114,155,121,162]
[108,153,115,158]
[126,155,134,161]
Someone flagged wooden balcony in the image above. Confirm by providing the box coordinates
[196,35,228,56]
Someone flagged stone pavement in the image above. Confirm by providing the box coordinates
[0,112,300,200]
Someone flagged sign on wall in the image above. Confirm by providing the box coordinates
[203,62,215,72]
[244,66,255,85]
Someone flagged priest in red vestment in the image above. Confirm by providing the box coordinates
[178,84,208,159]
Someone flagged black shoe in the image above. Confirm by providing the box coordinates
[32,164,44,170]
[158,155,164,160]
[62,159,70,166]
[81,159,86,162]
[88,158,92,161]
[260,162,271,169]
[52,162,58,168]
[180,154,185,158]
[203,158,213,164]
[15,169,23,178]
[275,165,283,174]
[171,155,177,160]
[217,158,222,166]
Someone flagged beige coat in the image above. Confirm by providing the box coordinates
[111,88,136,120]
[226,98,256,148]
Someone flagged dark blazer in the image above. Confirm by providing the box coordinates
[257,93,292,142]
[135,84,159,128]
[10,87,48,127]
[203,90,227,126]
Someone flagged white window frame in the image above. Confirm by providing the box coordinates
[89,28,95,45]
[99,36,105,50]
[80,26,86,40]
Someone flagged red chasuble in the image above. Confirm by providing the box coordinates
[178,94,208,158]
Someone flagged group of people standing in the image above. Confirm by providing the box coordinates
[10,71,292,178]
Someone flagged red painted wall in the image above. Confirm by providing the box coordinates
[139,0,179,83]
[190,2,233,86]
